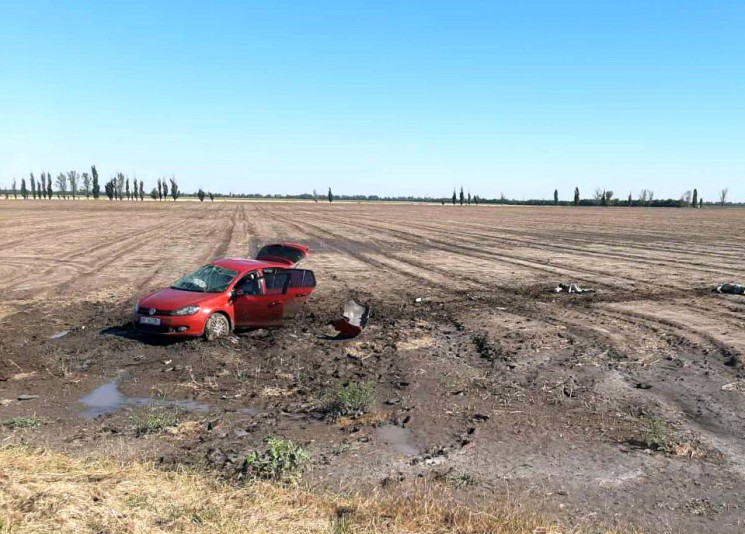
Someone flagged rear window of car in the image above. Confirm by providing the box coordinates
[256,244,305,264]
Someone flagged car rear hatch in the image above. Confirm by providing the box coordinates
[256,243,309,267]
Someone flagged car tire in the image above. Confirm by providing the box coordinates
[204,313,229,341]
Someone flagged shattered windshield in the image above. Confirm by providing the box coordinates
[171,265,239,293]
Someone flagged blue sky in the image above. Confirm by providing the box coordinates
[1,1,743,200]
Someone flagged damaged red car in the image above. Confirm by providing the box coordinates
[133,243,316,339]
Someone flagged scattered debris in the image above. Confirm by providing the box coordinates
[414,297,423,303]
[554,283,595,294]
[330,300,371,338]
[50,330,70,340]
[17,394,40,401]
[715,282,745,295]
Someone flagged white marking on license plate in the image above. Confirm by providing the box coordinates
[140,317,161,325]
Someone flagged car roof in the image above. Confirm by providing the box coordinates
[211,257,285,272]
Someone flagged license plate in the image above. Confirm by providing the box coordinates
[140,317,161,325]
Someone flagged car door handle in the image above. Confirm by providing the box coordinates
[268,301,281,307]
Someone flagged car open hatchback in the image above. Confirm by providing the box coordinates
[133,243,316,340]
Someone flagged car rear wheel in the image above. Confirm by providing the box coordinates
[204,313,229,341]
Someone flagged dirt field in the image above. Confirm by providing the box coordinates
[2,200,745,532]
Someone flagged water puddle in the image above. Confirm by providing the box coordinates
[79,380,209,419]
[376,424,418,456]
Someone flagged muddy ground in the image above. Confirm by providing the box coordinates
[2,200,745,532]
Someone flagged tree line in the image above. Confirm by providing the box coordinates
[1,172,736,207]
[0,166,219,203]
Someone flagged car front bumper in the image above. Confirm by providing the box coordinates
[132,313,204,336]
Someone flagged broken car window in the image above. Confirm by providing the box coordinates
[171,265,239,293]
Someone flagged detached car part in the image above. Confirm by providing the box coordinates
[331,300,371,338]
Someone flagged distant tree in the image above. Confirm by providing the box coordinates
[169,178,179,201]
[12,178,17,199]
[105,179,115,200]
[638,189,654,206]
[37,173,44,199]
[114,173,125,200]
[328,187,333,203]
[600,191,607,206]
[573,187,580,206]
[82,172,91,198]
[459,186,464,206]
[139,180,144,201]
[157,179,163,201]
[699,197,703,208]
[91,166,100,199]
[680,190,692,207]
[47,173,52,199]
[30,173,36,199]
[719,188,728,206]
[312,189,318,203]
[125,178,131,200]
[67,171,78,200]
[197,188,205,201]
[553,189,558,205]
[605,190,614,204]
[692,188,698,208]
[628,192,632,206]
[209,192,215,202]
[452,189,456,205]
[467,191,471,206]
[21,178,28,199]
[56,173,67,199]
[149,187,158,200]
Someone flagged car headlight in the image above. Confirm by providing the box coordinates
[172,305,200,316]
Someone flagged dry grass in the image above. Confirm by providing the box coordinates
[0,446,640,534]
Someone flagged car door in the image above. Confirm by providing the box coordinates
[232,271,288,327]
[283,269,316,320]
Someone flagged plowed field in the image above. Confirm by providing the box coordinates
[2,200,745,533]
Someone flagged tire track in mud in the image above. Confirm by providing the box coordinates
[208,204,238,260]
[280,207,742,364]
[293,209,725,297]
[243,204,261,257]
[350,215,745,279]
[600,306,742,359]
[134,204,232,291]
[288,209,634,291]
[266,207,629,354]
[1,215,112,249]
[253,204,456,294]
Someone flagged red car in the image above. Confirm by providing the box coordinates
[133,243,316,339]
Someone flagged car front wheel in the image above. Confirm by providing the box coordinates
[204,313,229,341]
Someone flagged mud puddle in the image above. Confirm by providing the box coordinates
[79,380,209,418]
